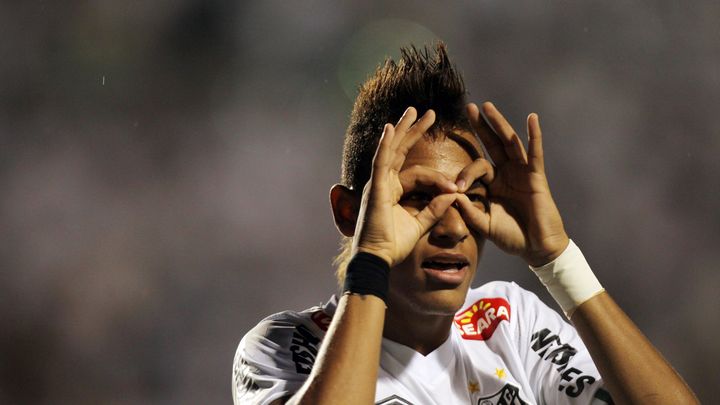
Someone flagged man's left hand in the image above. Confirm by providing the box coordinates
[455,101,569,267]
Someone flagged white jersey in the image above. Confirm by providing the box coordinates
[233,281,613,405]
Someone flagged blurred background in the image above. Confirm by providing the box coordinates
[1,1,718,403]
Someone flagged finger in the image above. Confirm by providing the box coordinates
[527,113,545,173]
[391,109,436,170]
[454,158,495,193]
[407,108,436,134]
[466,103,508,165]
[482,102,528,163]
[370,123,395,183]
[455,194,490,236]
[399,165,458,194]
[394,106,418,136]
[414,193,457,235]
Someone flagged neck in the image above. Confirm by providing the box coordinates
[382,305,455,356]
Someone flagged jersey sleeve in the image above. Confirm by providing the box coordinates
[232,313,321,405]
[511,283,614,405]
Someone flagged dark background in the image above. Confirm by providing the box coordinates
[1,1,718,403]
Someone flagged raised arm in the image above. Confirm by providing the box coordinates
[287,107,458,404]
[571,291,698,404]
[457,101,698,404]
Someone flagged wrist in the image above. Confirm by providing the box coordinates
[343,252,391,305]
[524,235,570,267]
[354,246,393,267]
[530,239,604,318]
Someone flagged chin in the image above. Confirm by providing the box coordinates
[388,256,477,317]
[390,287,469,316]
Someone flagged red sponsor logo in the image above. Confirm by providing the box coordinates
[454,297,511,340]
[310,310,331,331]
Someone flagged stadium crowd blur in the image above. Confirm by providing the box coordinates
[1,1,718,403]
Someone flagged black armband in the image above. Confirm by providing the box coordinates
[342,252,390,305]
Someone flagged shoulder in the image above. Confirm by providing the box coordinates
[237,304,332,374]
[244,308,323,345]
[232,302,334,404]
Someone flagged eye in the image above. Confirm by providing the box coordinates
[400,191,436,210]
[465,187,488,212]
[401,191,434,204]
[466,192,487,203]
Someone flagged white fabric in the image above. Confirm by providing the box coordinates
[531,240,605,318]
[233,282,613,405]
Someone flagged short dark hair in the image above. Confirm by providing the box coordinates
[341,42,471,191]
[335,43,471,285]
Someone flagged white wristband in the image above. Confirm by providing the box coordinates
[530,240,604,318]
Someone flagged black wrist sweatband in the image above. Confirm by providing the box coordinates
[343,252,390,305]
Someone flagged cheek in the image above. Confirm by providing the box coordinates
[392,246,422,274]
[466,233,484,263]
[391,235,434,276]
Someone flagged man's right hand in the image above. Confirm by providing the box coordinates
[352,107,459,267]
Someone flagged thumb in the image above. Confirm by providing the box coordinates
[455,194,490,236]
[414,193,457,235]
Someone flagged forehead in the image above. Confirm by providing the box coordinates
[402,130,484,177]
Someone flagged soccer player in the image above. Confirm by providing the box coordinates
[233,44,698,404]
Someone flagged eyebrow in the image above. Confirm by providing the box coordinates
[446,131,483,161]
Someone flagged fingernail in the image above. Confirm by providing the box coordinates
[456,179,466,191]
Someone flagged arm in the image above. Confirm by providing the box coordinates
[287,107,458,404]
[287,294,386,404]
[572,292,698,404]
[458,101,698,403]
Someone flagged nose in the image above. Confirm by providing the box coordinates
[429,205,469,246]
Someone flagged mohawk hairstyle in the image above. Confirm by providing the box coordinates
[335,42,472,286]
[341,42,471,191]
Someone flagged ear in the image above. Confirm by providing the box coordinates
[329,184,360,237]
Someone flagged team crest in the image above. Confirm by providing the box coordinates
[376,394,414,405]
[476,383,528,405]
[454,298,511,340]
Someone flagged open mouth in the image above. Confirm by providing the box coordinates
[421,260,468,272]
[421,254,470,286]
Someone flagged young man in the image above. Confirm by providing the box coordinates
[233,44,698,404]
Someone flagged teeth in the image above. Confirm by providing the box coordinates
[423,261,467,270]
